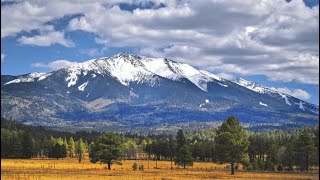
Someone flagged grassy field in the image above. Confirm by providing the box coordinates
[1,158,319,180]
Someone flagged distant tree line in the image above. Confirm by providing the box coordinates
[1,116,319,174]
[1,128,86,160]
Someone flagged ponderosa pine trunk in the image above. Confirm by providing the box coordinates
[231,162,235,175]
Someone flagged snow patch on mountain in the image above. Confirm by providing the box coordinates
[200,99,210,107]
[140,58,181,80]
[4,79,21,85]
[141,57,222,91]
[233,78,276,94]
[96,53,157,86]
[38,73,51,81]
[65,60,100,87]
[218,82,228,87]
[4,72,50,85]
[259,102,268,107]
[199,70,221,81]
[279,93,291,106]
[78,81,89,91]
[299,101,305,110]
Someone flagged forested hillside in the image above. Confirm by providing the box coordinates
[1,117,319,173]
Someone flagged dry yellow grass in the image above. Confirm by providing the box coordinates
[1,158,319,180]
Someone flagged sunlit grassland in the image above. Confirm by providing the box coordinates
[1,158,319,180]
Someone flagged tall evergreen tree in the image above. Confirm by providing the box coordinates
[214,116,250,175]
[76,138,85,163]
[63,138,68,156]
[68,137,75,158]
[89,133,123,170]
[282,144,294,171]
[21,131,34,159]
[294,131,317,171]
[168,135,177,170]
[175,145,193,169]
[176,130,186,149]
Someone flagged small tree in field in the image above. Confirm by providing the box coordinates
[68,137,75,158]
[214,115,250,175]
[89,133,122,170]
[175,145,193,169]
[76,138,85,163]
[168,135,176,170]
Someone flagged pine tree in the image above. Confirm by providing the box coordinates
[76,138,85,163]
[168,135,176,170]
[176,130,186,149]
[175,145,193,169]
[63,138,68,157]
[68,137,75,158]
[21,131,34,159]
[214,115,250,175]
[89,133,122,170]
[294,130,317,171]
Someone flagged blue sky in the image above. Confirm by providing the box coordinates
[1,0,319,105]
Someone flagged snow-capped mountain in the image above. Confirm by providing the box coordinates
[1,52,318,132]
[232,78,319,114]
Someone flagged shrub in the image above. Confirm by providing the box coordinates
[277,165,283,171]
[132,162,138,171]
[264,160,274,171]
[252,161,259,170]
[139,165,144,171]
[246,165,253,171]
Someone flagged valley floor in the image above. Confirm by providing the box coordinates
[1,158,319,180]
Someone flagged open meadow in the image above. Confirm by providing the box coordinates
[1,158,319,180]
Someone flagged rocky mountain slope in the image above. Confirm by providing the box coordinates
[1,52,318,132]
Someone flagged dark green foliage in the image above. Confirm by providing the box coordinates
[1,129,22,158]
[294,130,317,172]
[214,116,250,174]
[89,132,123,170]
[174,130,193,168]
[174,145,193,169]
[240,154,251,170]
[1,117,101,142]
[168,135,177,170]
[132,162,138,171]
[143,140,152,160]
[1,116,318,174]
[282,144,295,171]
[48,143,67,159]
[277,165,283,171]
[264,160,275,171]
[21,131,34,159]
[176,130,186,149]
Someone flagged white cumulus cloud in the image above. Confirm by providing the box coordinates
[17,30,74,47]
[31,60,78,70]
[270,87,311,101]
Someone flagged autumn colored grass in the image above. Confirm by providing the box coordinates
[1,158,319,180]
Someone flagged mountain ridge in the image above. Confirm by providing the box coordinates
[1,52,318,132]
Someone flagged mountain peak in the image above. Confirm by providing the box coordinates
[113,52,142,60]
[234,77,251,84]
